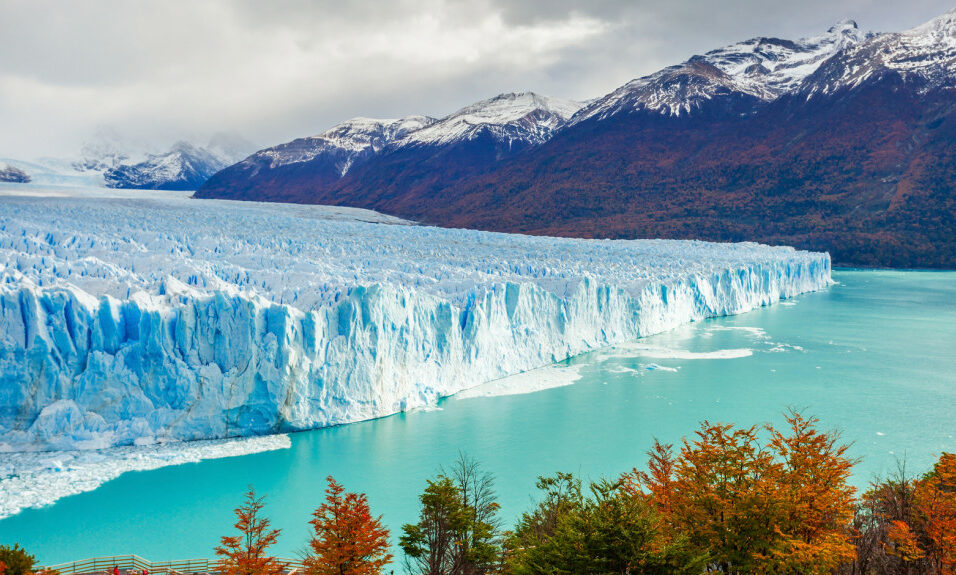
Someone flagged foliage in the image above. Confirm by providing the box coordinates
[304,476,392,575]
[401,454,501,575]
[0,545,35,575]
[628,410,857,573]
[215,487,285,575]
[844,453,956,574]
[505,473,706,574]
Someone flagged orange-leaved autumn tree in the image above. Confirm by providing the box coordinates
[766,410,857,573]
[216,486,285,575]
[627,410,857,573]
[895,452,956,573]
[304,476,392,575]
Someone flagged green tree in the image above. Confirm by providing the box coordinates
[401,455,501,575]
[505,474,706,575]
[0,545,35,575]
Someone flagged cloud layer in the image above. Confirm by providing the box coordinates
[0,0,951,158]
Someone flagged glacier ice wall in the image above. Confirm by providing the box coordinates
[0,188,831,451]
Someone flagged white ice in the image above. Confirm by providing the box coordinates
[0,186,831,452]
[0,434,290,519]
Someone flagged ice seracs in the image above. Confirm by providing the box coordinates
[0,187,831,452]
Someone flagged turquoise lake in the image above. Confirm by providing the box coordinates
[2,269,954,563]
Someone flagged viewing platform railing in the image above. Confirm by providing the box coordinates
[39,555,306,575]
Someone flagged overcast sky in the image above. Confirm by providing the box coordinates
[0,0,952,158]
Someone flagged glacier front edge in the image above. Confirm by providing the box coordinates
[0,187,831,451]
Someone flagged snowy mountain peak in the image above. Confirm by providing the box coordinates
[828,19,859,34]
[321,115,437,153]
[397,91,583,148]
[103,140,230,190]
[250,115,437,176]
[801,9,956,96]
[573,20,870,121]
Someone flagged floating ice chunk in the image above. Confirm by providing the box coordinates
[455,364,585,399]
[644,363,680,372]
[609,343,754,360]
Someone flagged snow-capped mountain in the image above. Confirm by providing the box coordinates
[197,91,582,202]
[248,115,435,177]
[397,92,582,149]
[573,20,869,121]
[99,136,257,190]
[103,140,250,190]
[0,165,30,183]
[2,134,256,191]
[801,8,956,96]
[196,8,956,268]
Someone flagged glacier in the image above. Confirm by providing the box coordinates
[0,186,831,452]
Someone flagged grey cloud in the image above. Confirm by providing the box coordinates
[0,0,951,158]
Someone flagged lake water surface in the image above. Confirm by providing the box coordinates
[2,270,954,563]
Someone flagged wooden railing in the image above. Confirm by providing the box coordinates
[39,555,306,575]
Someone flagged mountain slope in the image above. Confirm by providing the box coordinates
[572,19,868,120]
[197,116,434,201]
[196,10,956,268]
[197,92,581,202]
[0,165,30,183]
[102,142,229,190]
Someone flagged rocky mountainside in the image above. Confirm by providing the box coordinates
[103,141,232,190]
[197,92,581,202]
[99,136,257,190]
[196,9,956,268]
[572,20,869,121]
[0,165,30,183]
[2,134,256,190]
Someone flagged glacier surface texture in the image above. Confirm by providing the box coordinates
[0,187,831,451]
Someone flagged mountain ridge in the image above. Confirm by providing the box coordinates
[196,10,956,268]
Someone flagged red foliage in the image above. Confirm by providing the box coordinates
[304,476,392,575]
[215,487,285,575]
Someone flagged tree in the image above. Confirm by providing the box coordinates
[216,487,285,575]
[0,545,35,575]
[401,476,472,575]
[841,453,956,574]
[632,411,857,573]
[841,463,919,575]
[911,452,956,574]
[304,476,392,575]
[401,455,501,575]
[446,454,502,574]
[766,411,857,573]
[506,474,706,575]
